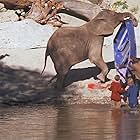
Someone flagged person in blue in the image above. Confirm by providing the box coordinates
[124,76,139,108]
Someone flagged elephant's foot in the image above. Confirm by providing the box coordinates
[54,82,62,90]
[54,82,65,91]
[97,73,105,82]
[54,75,65,90]
[97,73,110,83]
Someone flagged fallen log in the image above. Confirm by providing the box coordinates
[25,0,64,25]
[0,0,102,25]
[61,0,101,21]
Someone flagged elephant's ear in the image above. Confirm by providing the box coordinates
[94,19,114,36]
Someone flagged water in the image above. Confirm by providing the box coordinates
[0,104,140,140]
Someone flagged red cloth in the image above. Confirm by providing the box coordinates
[109,81,124,102]
[88,83,96,89]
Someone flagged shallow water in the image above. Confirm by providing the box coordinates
[0,104,140,140]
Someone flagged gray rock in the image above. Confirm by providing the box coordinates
[0,19,55,49]
[0,10,19,23]
[0,3,4,10]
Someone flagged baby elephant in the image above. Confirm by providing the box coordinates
[42,9,138,89]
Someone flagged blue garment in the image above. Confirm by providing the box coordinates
[124,84,139,108]
[136,79,140,90]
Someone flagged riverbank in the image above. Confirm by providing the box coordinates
[0,60,112,105]
[0,4,140,105]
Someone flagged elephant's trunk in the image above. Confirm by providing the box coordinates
[120,12,138,27]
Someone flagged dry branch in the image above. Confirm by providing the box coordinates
[0,0,102,26]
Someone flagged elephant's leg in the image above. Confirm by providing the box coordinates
[88,45,108,82]
[96,59,108,82]
[55,74,65,90]
[92,57,108,82]
[54,63,70,89]
[53,48,74,89]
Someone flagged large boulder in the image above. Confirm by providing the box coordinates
[0,19,56,74]
[0,19,55,49]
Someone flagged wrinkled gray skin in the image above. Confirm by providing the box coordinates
[42,9,138,89]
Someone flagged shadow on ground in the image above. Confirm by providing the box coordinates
[0,61,115,105]
[65,61,115,86]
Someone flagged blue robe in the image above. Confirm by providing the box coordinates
[124,84,139,108]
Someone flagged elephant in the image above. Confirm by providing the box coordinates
[41,9,138,89]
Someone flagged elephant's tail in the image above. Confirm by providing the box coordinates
[41,47,49,75]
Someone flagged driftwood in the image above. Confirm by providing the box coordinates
[25,0,64,25]
[0,0,102,26]
[62,0,102,21]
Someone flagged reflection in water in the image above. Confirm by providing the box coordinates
[0,105,58,140]
[0,104,140,140]
[111,109,139,140]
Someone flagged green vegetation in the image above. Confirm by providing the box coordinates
[111,0,128,10]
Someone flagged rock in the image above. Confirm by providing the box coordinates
[0,10,19,23]
[0,19,56,73]
[0,3,4,10]
[63,1,102,21]
[59,13,86,27]
[59,7,101,27]
[99,0,110,9]
[0,19,55,49]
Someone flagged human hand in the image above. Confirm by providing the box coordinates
[125,86,129,90]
